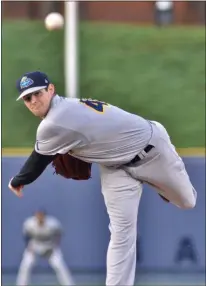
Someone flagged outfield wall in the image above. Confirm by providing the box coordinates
[2,156,205,273]
[2,2,205,25]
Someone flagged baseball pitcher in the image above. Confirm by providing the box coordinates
[9,71,197,286]
[16,210,74,286]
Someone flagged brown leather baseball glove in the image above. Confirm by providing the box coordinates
[52,153,92,180]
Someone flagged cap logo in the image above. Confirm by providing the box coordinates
[20,76,34,89]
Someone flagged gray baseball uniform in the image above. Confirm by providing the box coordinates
[22,215,62,254]
[34,95,196,286]
[16,215,74,286]
[35,95,152,166]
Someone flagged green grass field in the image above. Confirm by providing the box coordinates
[2,21,205,148]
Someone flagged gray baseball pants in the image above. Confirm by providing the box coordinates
[100,121,197,286]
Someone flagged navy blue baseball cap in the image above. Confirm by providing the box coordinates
[16,71,51,100]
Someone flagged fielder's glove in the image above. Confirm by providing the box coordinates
[52,153,92,180]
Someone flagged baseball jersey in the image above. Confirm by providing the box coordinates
[23,216,62,254]
[35,95,153,166]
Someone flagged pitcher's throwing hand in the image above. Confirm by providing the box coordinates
[8,178,24,197]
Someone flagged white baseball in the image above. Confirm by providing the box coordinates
[44,12,64,31]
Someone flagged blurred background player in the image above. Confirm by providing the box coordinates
[16,209,74,286]
[154,1,174,26]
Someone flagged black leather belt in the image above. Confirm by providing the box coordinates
[125,144,154,166]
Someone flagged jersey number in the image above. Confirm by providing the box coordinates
[80,98,108,113]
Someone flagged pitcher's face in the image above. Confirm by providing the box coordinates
[23,84,55,117]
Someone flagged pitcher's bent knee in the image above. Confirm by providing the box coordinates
[179,188,197,209]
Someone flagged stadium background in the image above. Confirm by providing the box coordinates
[2,1,205,285]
